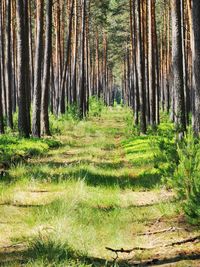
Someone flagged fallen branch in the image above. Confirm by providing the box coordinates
[138,226,183,236]
[165,235,200,247]
[106,235,200,255]
[106,246,153,254]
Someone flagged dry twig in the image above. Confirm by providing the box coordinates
[138,226,183,236]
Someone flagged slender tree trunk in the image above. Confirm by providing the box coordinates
[41,0,53,136]
[72,0,78,104]
[171,0,186,135]
[5,0,13,128]
[148,0,156,127]
[23,0,31,133]
[136,0,146,134]
[0,1,6,117]
[80,0,87,118]
[59,0,74,114]
[16,0,30,137]
[0,10,4,134]
[0,1,5,132]
[192,0,200,134]
[132,0,139,125]
[32,0,44,138]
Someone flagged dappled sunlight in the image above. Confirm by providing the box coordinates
[0,107,198,266]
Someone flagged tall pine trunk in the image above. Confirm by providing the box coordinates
[171,0,186,136]
[80,0,87,118]
[16,0,30,137]
[32,0,44,138]
[192,0,200,134]
[41,0,53,136]
[148,0,156,127]
[136,0,146,134]
[5,0,13,129]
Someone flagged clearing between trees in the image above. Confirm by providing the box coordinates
[0,106,200,267]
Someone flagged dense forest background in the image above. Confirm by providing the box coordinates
[0,0,199,137]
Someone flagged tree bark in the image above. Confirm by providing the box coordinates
[148,0,156,127]
[5,0,13,129]
[41,0,53,136]
[32,0,44,138]
[136,0,146,134]
[16,0,30,137]
[171,0,186,135]
[192,0,200,134]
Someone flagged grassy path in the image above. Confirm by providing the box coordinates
[0,107,200,266]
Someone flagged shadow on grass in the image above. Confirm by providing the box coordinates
[29,160,126,170]
[126,252,200,266]
[37,167,160,189]
[0,240,117,267]
[66,168,161,189]
[2,241,200,267]
[5,158,161,189]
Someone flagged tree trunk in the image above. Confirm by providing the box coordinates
[41,0,53,136]
[171,0,186,135]
[80,0,87,118]
[32,0,44,138]
[136,0,146,134]
[16,0,30,137]
[5,0,13,129]
[148,0,156,127]
[192,0,200,134]
[0,5,4,134]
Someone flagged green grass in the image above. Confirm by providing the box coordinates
[0,135,61,169]
[0,106,198,267]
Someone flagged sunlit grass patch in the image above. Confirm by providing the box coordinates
[121,128,173,190]
[0,135,61,171]
[0,107,190,266]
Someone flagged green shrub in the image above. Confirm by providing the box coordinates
[49,105,80,135]
[67,103,80,120]
[154,136,178,174]
[0,135,61,166]
[89,96,104,117]
[172,129,200,224]
[150,122,177,184]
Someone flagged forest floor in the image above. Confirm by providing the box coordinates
[0,107,200,266]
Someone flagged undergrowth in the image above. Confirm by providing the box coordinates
[172,129,200,224]
[152,121,200,224]
[0,135,61,166]
[0,97,104,167]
